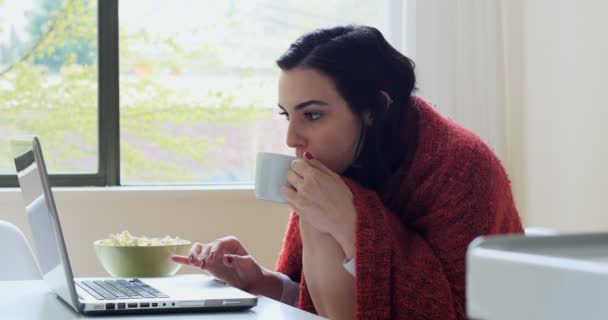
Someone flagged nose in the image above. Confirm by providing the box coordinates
[286,120,305,149]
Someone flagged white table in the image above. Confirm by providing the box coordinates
[0,278,324,319]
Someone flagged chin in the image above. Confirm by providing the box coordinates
[319,158,352,174]
[331,164,351,175]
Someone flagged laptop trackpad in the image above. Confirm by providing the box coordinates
[143,274,256,300]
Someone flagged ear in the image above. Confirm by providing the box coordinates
[380,90,393,108]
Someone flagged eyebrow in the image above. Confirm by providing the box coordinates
[277,100,329,111]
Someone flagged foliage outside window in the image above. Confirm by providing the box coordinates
[0,0,98,176]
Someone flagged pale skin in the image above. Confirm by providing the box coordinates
[172,67,379,320]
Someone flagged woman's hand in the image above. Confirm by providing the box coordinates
[171,236,282,297]
[281,152,357,259]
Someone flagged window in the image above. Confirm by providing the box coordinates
[0,0,402,187]
[0,0,103,186]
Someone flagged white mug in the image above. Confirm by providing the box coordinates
[254,152,297,203]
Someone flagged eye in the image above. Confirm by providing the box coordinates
[304,112,322,121]
[278,110,290,120]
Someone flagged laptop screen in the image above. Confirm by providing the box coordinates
[11,137,80,311]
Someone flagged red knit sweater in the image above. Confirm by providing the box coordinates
[276,97,523,319]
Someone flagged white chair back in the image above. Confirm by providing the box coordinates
[0,220,41,280]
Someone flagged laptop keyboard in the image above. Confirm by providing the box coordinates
[76,279,170,300]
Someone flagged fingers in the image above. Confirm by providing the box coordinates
[172,254,204,268]
[203,253,252,290]
[286,169,304,191]
[175,240,260,292]
[185,243,204,267]
[189,242,202,258]
[170,255,190,265]
[281,185,298,203]
[183,241,216,269]
[203,240,222,267]
[290,154,334,185]
[221,254,260,291]
[302,152,334,176]
[199,236,244,270]
[179,237,251,276]
[222,254,253,269]
[289,159,313,178]
[199,243,213,268]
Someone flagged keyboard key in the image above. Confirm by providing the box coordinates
[76,282,104,300]
[81,281,118,300]
[97,281,129,299]
[130,279,170,298]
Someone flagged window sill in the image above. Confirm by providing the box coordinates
[0,184,254,194]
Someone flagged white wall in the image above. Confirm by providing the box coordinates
[501,0,608,231]
[413,0,507,161]
[0,187,290,277]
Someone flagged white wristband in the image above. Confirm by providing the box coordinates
[343,257,356,277]
[277,272,299,306]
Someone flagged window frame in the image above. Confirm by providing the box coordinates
[0,0,119,187]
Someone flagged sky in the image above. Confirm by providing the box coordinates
[0,0,36,43]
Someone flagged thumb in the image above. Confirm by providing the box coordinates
[222,254,256,270]
[303,151,333,175]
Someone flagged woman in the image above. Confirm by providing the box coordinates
[172,25,523,320]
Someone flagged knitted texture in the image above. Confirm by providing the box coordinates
[276,97,523,319]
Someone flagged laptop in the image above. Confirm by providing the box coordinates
[10,137,258,315]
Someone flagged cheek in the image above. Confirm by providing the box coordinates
[311,128,360,172]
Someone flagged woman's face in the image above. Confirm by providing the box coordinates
[278,67,362,174]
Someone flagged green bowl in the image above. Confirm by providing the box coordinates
[94,240,191,277]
